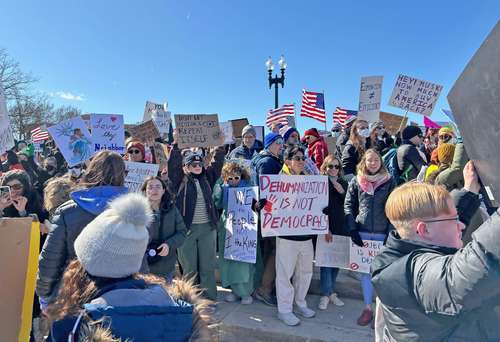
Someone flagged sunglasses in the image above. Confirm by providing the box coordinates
[275,139,284,145]
[227,176,241,181]
[327,164,340,170]
[291,156,305,161]
[9,184,23,190]
[128,149,141,154]
[189,162,203,168]
[439,135,451,140]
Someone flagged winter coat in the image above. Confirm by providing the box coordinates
[251,150,283,185]
[341,141,361,176]
[36,186,129,301]
[1,190,48,222]
[227,144,257,161]
[307,137,329,169]
[325,177,348,235]
[435,142,468,191]
[146,199,187,277]
[396,140,427,181]
[168,145,225,230]
[336,129,351,154]
[371,210,500,341]
[344,176,396,235]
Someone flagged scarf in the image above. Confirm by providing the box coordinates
[357,173,390,195]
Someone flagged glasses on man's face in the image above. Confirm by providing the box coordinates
[422,216,460,224]
[8,183,23,190]
[227,176,241,181]
[128,149,141,155]
[327,164,340,170]
[291,156,305,162]
[275,139,284,145]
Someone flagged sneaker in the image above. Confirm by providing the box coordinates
[330,293,345,307]
[357,308,373,326]
[254,290,277,306]
[295,305,316,318]
[318,296,330,310]
[278,312,301,326]
[241,296,253,305]
[225,292,238,302]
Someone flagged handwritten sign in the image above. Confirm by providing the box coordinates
[153,142,168,168]
[0,83,15,154]
[47,116,95,167]
[224,186,258,263]
[259,175,328,237]
[380,111,408,134]
[389,74,443,116]
[358,76,383,122]
[174,114,223,148]
[349,239,383,273]
[230,118,249,138]
[124,161,159,192]
[131,120,160,146]
[90,114,125,154]
[152,110,171,139]
[220,121,235,144]
[143,101,167,122]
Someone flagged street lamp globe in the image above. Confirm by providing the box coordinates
[278,55,287,70]
[265,56,274,71]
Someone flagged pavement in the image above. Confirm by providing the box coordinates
[213,287,374,342]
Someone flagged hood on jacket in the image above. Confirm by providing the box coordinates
[71,186,129,216]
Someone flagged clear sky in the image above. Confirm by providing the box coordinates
[1,0,499,132]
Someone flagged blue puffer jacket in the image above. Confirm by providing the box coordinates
[36,186,129,301]
[49,278,194,342]
[227,144,257,160]
[251,150,283,185]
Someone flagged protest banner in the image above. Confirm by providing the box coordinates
[132,120,161,146]
[358,76,383,122]
[349,239,384,273]
[0,83,15,154]
[254,126,265,142]
[0,218,40,342]
[389,74,443,116]
[90,114,125,154]
[152,110,171,139]
[47,116,95,167]
[224,186,259,263]
[380,111,408,134]
[448,22,500,207]
[124,161,160,192]
[259,174,328,237]
[143,100,167,122]
[230,118,249,138]
[174,114,223,148]
[220,121,235,144]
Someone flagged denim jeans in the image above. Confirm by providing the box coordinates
[320,267,340,296]
[359,232,386,305]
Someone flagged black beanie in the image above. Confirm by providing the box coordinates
[402,126,422,140]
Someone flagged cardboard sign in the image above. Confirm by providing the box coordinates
[380,111,408,135]
[132,120,160,146]
[174,114,223,148]
[0,218,40,342]
[324,136,337,155]
[349,239,384,273]
[47,116,96,167]
[230,118,249,138]
[153,142,168,168]
[254,126,265,142]
[124,161,160,192]
[220,121,235,144]
[143,101,167,122]
[0,83,15,154]
[90,114,125,154]
[358,76,383,122]
[152,110,172,139]
[389,74,443,116]
[224,186,259,264]
[448,22,500,206]
[259,175,328,237]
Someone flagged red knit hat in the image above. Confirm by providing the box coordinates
[126,140,145,158]
[303,128,320,139]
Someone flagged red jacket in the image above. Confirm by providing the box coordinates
[308,137,329,169]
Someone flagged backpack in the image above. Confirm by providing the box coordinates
[382,147,413,185]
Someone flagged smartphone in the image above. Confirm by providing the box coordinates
[0,186,11,200]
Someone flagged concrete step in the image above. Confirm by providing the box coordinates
[213,288,374,342]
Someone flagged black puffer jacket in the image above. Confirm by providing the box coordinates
[371,209,500,341]
[344,176,396,235]
[341,142,361,176]
[325,177,348,235]
[396,140,427,181]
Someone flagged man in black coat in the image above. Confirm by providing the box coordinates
[396,126,427,181]
[371,162,499,341]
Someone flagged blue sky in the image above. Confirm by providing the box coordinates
[1,1,498,132]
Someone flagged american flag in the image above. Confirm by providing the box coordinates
[333,107,358,127]
[300,89,326,123]
[31,126,50,142]
[266,104,295,127]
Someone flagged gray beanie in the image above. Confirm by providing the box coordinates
[74,193,153,278]
[241,125,256,138]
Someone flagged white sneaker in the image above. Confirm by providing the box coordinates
[318,296,330,310]
[295,305,316,318]
[224,292,238,302]
[330,293,345,307]
[241,296,253,305]
[278,312,301,326]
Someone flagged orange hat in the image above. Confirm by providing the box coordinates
[437,143,455,165]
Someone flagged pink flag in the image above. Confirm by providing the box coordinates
[424,116,442,129]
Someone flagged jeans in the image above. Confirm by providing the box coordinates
[359,232,386,306]
[320,267,340,296]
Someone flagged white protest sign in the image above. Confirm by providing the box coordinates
[349,239,384,273]
[315,234,350,268]
[143,101,167,122]
[358,76,383,122]
[259,175,328,237]
[152,110,171,138]
[224,186,258,264]
[254,126,264,142]
[389,74,443,116]
[174,114,223,148]
[220,121,235,144]
[124,161,159,192]
[0,83,15,154]
[47,117,95,167]
[90,114,125,154]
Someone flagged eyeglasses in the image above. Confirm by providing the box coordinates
[422,216,460,224]
[291,156,305,161]
[128,149,141,154]
[275,139,284,145]
[8,184,23,190]
[189,162,203,168]
[227,176,241,181]
[327,164,340,170]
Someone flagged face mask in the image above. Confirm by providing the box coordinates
[359,129,370,138]
[332,131,341,138]
[70,168,81,177]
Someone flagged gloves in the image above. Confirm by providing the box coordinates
[252,198,268,213]
[322,206,329,215]
[349,230,364,247]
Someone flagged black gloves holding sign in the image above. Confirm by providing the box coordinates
[252,198,268,213]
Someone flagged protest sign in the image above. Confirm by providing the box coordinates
[152,110,172,139]
[124,161,159,192]
[259,175,328,237]
[324,136,337,155]
[0,83,15,154]
[349,239,384,273]
[380,111,408,135]
[174,114,223,148]
[448,22,500,206]
[132,120,160,146]
[90,114,125,154]
[220,121,235,144]
[224,186,259,263]
[47,116,95,167]
[80,114,91,130]
[143,100,167,122]
[152,142,168,168]
[0,218,40,342]
[315,234,350,268]
[254,126,265,142]
[230,118,249,138]
[389,74,443,116]
[358,76,383,122]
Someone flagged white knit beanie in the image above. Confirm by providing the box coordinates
[74,193,153,278]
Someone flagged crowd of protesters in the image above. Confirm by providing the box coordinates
[3,115,498,341]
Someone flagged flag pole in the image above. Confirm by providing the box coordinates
[323,89,327,132]
[397,110,409,133]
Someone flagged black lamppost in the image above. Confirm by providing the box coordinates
[266,55,287,109]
